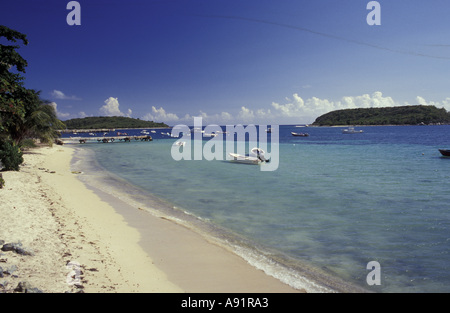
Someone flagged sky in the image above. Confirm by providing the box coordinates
[2,0,450,126]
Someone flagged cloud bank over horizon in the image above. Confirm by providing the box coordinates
[55,91,450,126]
[138,91,450,125]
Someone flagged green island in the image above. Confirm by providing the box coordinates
[60,116,169,130]
[312,105,450,126]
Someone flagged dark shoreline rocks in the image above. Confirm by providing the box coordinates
[1,242,34,256]
[0,240,43,293]
[0,239,83,293]
[14,281,43,293]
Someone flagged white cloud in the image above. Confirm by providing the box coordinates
[341,91,396,108]
[141,106,238,125]
[415,96,450,111]
[233,106,273,124]
[49,102,71,119]
[270,91,402,123]
[237,106,255,122]
[220,111,233,122]
[196,111,234,125]
[99,97,132,117]
[51,90,81,100]
[142,106,180,123]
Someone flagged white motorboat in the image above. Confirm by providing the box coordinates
[229,147,269,165]
[342,127,363,134]
[291,132,309,137]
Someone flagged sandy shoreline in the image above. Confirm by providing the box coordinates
[0,145,301,293]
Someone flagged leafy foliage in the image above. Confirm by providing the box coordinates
[0,140,23,171]
[1,26,64,171]
[62,116,168,129]
[0,25,29,136]
[24,100,65,146]
[312,105,450,126]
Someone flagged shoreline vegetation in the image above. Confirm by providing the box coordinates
[60,116,169,130]
[1,26,65,171]
[312,105,450,126]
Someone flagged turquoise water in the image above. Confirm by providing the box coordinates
[67,125,450,292]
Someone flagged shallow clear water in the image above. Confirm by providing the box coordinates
[67,125,450,292]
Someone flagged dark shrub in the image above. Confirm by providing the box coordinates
[0,141,24,171]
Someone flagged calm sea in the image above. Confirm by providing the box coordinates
[66,125,450,292]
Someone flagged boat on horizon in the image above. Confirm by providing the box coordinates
[291,132,309,137]
[342,127,363,134]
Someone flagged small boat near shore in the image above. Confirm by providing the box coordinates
[229,147,269,165]
[291,132,309,137]
[439,149,450,157]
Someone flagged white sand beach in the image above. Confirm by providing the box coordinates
[0,145,301,293]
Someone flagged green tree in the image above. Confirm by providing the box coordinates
[0,140,23,171]
[26,100,65,146]
[0,25,28,171]
[0,25,29,138]
[1,26,64,171]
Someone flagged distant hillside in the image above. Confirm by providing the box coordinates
[60,116,169,129]
[312,105,450,126]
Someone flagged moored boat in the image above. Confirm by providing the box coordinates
[291,132,309,137]
[229,147,269,165]
[439,149,450,157]
[342,127,363,134]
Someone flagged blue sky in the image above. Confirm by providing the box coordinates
[2,0,450,125]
